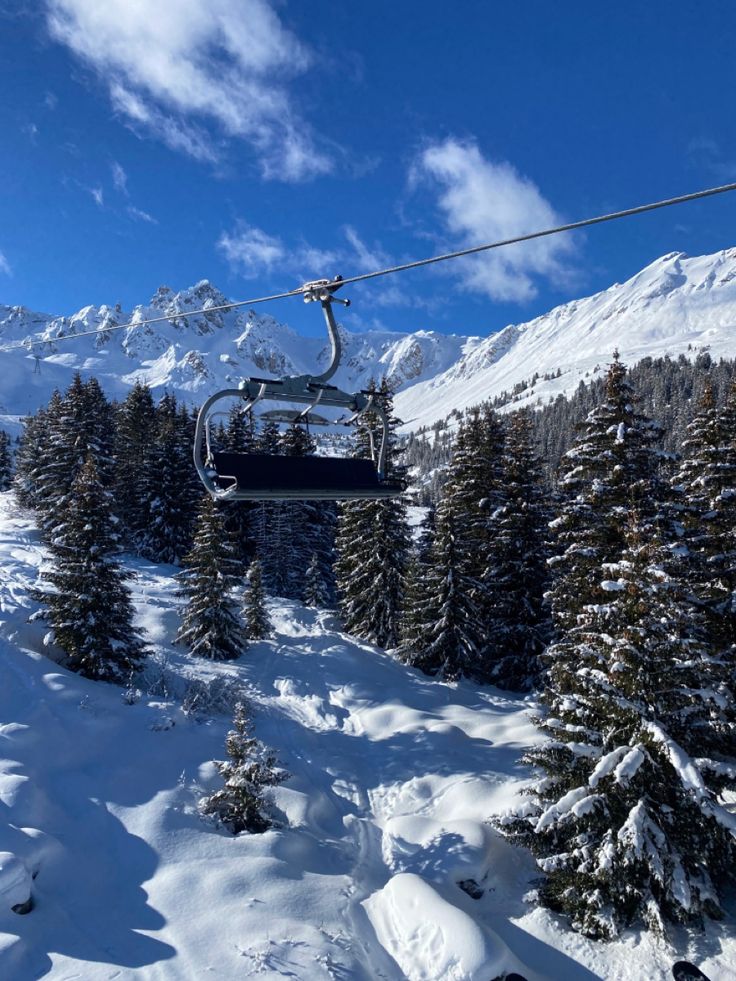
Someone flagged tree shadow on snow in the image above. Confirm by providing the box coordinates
[2,792,176,977]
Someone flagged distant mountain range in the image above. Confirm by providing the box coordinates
[2,247,736,433]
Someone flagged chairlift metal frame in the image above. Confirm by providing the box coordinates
[193,277,403,501]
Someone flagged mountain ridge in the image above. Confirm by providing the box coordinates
[2,246,736,431]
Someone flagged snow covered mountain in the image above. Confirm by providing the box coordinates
[3,247,736,431]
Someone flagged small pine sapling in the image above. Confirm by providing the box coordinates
[243,558,271,640]
[200,702,287,834]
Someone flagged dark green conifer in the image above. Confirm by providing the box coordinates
[548,352,665,631]
[398,501,482,679]
[480,410,550,689]
[139,396,197,564]
[0,429,12,491]
[176,495,244,660]
[113,381,157,546]
[304,551,330,608]
[334,382,410,648]
[676,382,736,650]
[243,558,270,639]
[34,456,146,681]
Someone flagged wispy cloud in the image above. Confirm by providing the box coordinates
[22,121,39,142]
[43,91,58,110]
[218,223,291,278]
[89,186,104,207]
[111,160,128,194]
[0,251,12,276]
[127,205,158,224]
[216,221,433,312]
[411,138,576,303]
[46,0,331,180]
[687,136,736,181]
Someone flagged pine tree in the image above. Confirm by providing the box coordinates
[499,516,736,939]
[13,392,62,511]
[0,429,12,491]
[139,396,198,564]
[398,501,483,679]
[548,352,666,632]
[243,558,270,639]
[259,424,316,597]
[675,382,736,650]
[200,702,287,834]
[480,410,550,689]
[113,381,157,546]
[176,495,245,660]
[334,382,410,648]
[33,456,146,681]
[33,375,115,540]
[304,552,330,608]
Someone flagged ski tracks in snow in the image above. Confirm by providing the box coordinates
[258,605,536,979]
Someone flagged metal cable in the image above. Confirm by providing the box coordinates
[11,179,736,351]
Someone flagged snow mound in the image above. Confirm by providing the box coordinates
[382,814,495,884]
[363,871,509,980]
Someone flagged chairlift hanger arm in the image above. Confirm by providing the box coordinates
[192,276,396,501]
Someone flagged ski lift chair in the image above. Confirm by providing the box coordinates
[193,277,404,501]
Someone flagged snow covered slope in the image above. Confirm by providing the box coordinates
[2,247,736,431]
[1,491,734,980]
[395,248,736,430]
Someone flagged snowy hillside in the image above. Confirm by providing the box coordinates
[395,248,736,430]
[3,246,736,434]
[1,492,734,980]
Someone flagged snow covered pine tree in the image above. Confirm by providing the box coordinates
[547,352,666,633]
[675,381,736,653]
[176,495,245,660]
[334,381,410,648]
[499,515,736,937]
[33,456,146,681]
[0,429,12,491]
[398,499,483,680]
[481,409,550,690]
[200,702,287,834]
[243,558,270,640]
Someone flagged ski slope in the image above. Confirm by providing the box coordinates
[0,492,734,980]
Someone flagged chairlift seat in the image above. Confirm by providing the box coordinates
[212,451,402,500]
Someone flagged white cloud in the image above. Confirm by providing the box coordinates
[343,225,389,273]
[127,205,158,224]
[46,0,331,180]
[111,160,128,194]
[89,186,104,207]
[0,251,12,276]
[217,221,438,315]
[412,138,575,302]
[218,223,287,278]
[218,222,391,284]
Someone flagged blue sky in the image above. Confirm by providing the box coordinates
[1,1,736,338]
